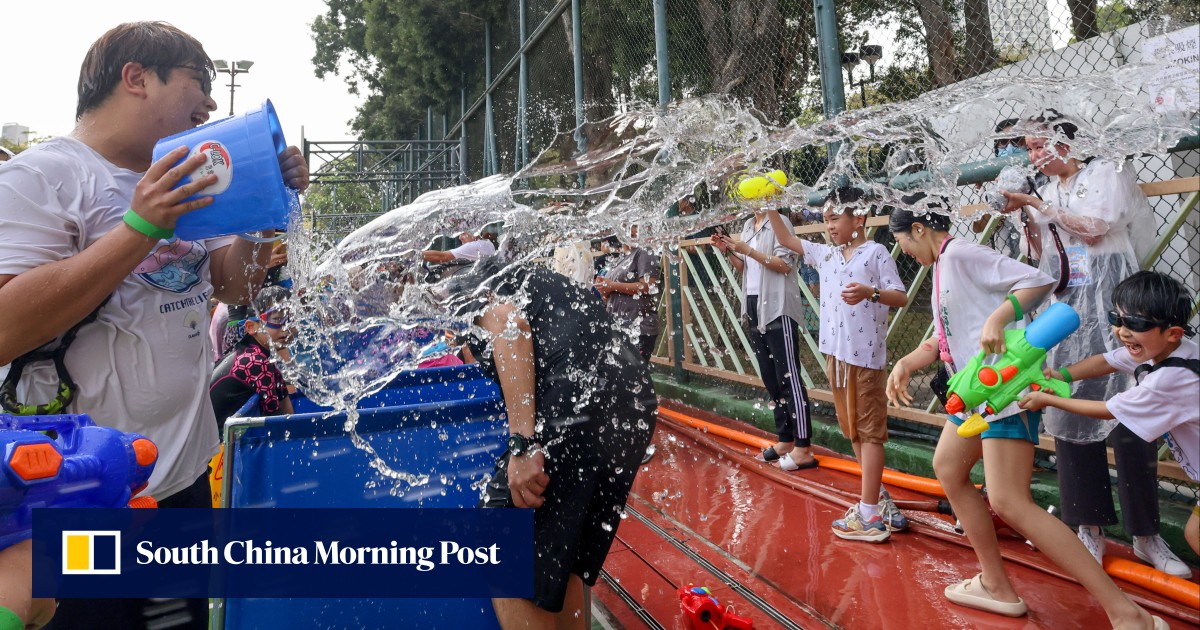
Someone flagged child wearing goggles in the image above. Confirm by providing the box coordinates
[1021,271,1199,559]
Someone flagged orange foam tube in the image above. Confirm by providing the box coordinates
[656,407,953,498]
[1103,557,1200,610]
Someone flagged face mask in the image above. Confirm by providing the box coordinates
[996,145,1027,159]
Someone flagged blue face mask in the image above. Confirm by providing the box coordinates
[996,145,1027,159]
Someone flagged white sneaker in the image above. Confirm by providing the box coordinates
[1133,535,1192,578]
[1077,525,1106,565]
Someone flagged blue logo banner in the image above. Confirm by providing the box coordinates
[33,508,533,598]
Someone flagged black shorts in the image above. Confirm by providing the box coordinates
[480,360,656,612]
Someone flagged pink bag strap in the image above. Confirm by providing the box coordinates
[932,236,954,366]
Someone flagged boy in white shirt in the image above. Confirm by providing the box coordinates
[1022,271,1199,557]
[766,187,910,542]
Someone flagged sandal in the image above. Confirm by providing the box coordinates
[758,447,781,462]
[780,453,819,471]
[944,573,1027,617]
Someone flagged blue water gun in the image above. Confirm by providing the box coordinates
[946,302,1080,437]
[0,414,158,550]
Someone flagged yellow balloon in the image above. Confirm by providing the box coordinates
[735,169,788,201]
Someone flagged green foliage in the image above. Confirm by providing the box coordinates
[312,0,504,140]
[1097,0,1141,31]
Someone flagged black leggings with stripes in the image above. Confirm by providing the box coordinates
[745,296,812,447]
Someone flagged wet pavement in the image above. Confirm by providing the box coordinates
[594,401,1199,629]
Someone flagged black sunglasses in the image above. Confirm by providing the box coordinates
[1107,310,1167,332]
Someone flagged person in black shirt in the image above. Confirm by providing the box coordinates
[449,257,657,626]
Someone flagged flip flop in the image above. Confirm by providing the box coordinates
[758,447,781,462]
[779,453,819,471]
[944,573,1027,617]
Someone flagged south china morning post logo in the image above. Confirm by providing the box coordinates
[135,538,499,572]
[62,531,121,575]
[36,508,533,599]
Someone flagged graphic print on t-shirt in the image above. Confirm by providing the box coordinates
[134,240,210,293]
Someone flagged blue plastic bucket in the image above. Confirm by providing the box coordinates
[151,99,297,240]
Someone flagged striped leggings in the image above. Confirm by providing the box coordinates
[746,296,812,447]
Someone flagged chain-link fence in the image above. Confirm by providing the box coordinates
[322,0,1199,496]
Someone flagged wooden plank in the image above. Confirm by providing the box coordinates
[1140,176,1200,198]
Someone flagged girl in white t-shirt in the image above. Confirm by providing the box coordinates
[885,200,1164,629]
[766,187,909,543]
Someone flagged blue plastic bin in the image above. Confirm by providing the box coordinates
[217,364,506,629]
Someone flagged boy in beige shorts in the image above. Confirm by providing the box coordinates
[766,187,909,542]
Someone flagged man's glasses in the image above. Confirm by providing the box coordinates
[1107,310,1167,332]
[174,64,214,96]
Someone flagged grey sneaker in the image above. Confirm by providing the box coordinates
[1077,525,1106,565]
[1133,535,1191,578]
[878,489,909,532]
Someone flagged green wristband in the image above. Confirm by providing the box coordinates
[0,605,22,630]
[123,209,174,241]
[1007,294,1023,322]
[1059,367,1073,383]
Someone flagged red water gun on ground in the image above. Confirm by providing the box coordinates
[0,413,158,550]
[679,584,754,630]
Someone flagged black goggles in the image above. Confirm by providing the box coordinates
[1107,310,1168,333]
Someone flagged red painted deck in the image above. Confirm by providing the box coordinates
[593,401,1199,629]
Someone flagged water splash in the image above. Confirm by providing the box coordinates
[277,62,1196,487]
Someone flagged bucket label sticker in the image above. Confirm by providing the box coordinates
[189,140,233,196]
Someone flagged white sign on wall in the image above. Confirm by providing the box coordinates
[1141,24,1200,113]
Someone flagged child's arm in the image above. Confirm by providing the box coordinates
[1018,390,1115,419]
[1055,353,1117,383]
[887,336,940,407]
[979,285,1053,355]
[842,283,908,308]
[764,209,808,255]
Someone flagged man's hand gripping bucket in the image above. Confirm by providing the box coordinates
[152,99,298,241]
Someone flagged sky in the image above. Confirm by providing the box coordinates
[1,0,364,158]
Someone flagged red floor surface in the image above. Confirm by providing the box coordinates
[593,401,1200,629]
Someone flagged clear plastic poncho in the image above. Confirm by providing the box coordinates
[1029,158,1155,443]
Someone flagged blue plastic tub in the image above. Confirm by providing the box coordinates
[217,364,506,629]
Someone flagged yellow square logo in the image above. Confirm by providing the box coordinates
[62,531,121,575]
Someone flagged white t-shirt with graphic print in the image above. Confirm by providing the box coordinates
[0,136,229,500]
[1103,338,1199,481]
[936,238,1055,420]
[801,240,905,370]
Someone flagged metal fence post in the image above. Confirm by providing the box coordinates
[812,0,846,155]
[655,0,687,383]
[484,21,498,176]
[517,0,530,171]
[572,0,587,188]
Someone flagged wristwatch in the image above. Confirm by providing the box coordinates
[869,286,881,303]
[506,433,538,457]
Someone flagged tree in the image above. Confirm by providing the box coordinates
[909,0,961,87]
[311,0,504,140]
[960,0,998,78]
[1066,0,1100,42]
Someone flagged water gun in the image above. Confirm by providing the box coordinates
[731,170,787,202]
[678,584,754,630]
[0,414,158,550]
[946,302,1080,437]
